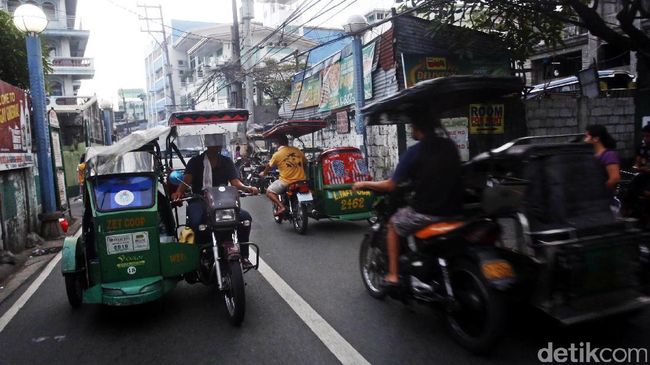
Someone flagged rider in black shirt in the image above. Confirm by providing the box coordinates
[171,134,259,269]
[353,115,463,285]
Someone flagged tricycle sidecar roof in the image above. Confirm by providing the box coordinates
[168,109,249,137]
[262,119,327,139]
[362,75,524,126]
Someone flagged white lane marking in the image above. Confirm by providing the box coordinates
[0,252,62,333]
[249,250,370,365]
[0,228,81,333]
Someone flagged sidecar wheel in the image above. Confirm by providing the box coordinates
[222,261,246,326]
[65,273,83,308]
[445,259,506,354]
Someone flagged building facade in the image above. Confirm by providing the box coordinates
[527,2,648,85]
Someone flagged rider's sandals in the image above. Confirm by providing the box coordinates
[241,258,254,270]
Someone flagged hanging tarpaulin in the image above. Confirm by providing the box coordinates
[0,80,34,171]
[289,74,322,109]
[362,41,376,100]
[319,60,342,111]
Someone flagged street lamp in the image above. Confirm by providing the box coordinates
[343,15,369,161]
[13,4,62,234]
[13,4,62,238]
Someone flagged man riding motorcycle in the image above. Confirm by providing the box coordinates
[259,134,307,216]
[171,133,259,269]
[352,114,463,287]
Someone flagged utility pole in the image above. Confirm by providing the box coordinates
[230,0,243,109]
[242,0,255,131]
[121,89,130,134]
[138,4,177,121]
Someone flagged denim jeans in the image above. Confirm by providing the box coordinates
[186,200,252,257]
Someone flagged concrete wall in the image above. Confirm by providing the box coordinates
[293,122,400,180]
[525,96,636,159]
[0,168,39,253]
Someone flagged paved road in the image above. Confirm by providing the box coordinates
[1,196,649,365]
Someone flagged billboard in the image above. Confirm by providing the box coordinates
[401,53,511,88]
[0,80,33,171]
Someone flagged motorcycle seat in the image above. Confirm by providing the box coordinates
[414,221,465,240]
[288,180,310,191]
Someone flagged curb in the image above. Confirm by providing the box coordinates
[0,224,82,307]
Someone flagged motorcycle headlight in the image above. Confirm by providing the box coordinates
[214,209,237,223]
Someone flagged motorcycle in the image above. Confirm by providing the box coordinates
[178,185,259,326]
[272,180,313,234]
[359,188,512,354]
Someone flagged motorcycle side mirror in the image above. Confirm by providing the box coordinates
[169,170,193,192]
[169,170,185,185]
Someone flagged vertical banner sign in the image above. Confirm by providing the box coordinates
[48,109,68,210]
[336,111,349,134]
[441,117,470,161]
[0,80,34,171]
[469,104,505,134]
[362,41,376,100]
[338,55,355,107]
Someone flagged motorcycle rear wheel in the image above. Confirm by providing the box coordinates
[292,199,308,234]
[222,261,246,326]
[445,259,506,354]
[359,233,387,299]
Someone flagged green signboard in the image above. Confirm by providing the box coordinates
[401,53,510,88]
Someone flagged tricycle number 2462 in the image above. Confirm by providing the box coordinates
[340,198,365,211]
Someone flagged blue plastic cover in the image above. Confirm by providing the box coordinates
[93,176,155,211]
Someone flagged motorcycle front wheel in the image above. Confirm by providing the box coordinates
[359,233,387,299]
[222,261,246,326]
[445,259,506,354]
[291,199,308,234]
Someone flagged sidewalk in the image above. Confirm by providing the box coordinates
[0,197,83,305]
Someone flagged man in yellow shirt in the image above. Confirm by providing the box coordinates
[260,135,307,216]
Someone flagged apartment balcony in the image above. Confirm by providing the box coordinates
[50,57,95,79]
[46,95,96,113]
[153,77,166,92]
[43,16,89,37]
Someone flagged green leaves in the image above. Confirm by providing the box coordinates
[0,10,51,89]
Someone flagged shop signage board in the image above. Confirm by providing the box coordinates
[0,80,33,171]
[401,53,511,88]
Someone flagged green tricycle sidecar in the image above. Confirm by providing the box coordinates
[61,126,199,307]
[262,120,376,233]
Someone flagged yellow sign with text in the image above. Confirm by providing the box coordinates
[469,104,504,134]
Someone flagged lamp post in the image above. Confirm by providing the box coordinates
[343,15,369,162]
[13,4,62,238]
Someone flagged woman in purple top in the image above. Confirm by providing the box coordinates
[584,124,621,191]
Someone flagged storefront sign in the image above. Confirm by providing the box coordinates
[336,111,349,134]
[0,80,33,171]
[401,53,511,88]
[441,117,469,161]
[469,104,505,134]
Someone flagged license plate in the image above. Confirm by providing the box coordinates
[106,231,149,255]
[243,167,253,172]
[297,192,313,202]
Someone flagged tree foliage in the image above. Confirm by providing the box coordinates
[0,10,51,89]
[249,58,305,107]
[0,10,30,88]
[412,0,650,70]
